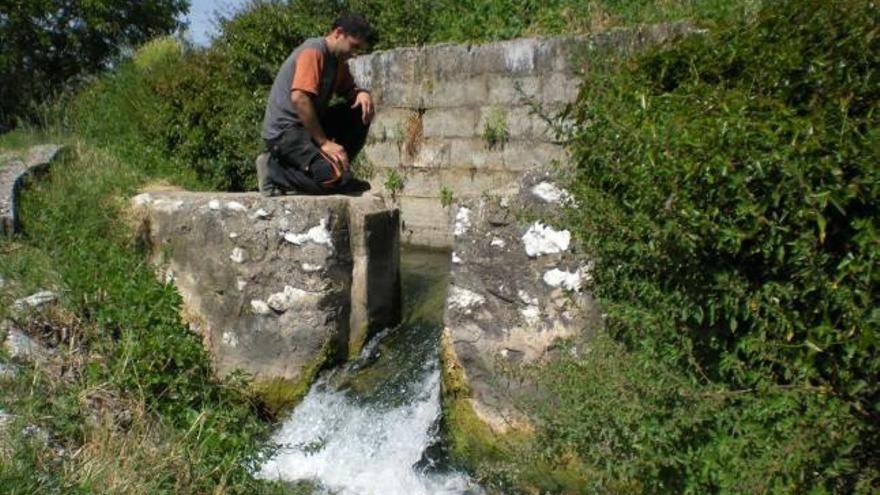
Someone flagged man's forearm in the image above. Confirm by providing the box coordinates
[291,91,328,145]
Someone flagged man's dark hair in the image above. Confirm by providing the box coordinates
[332,13,378,46]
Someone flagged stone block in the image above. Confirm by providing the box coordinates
[448,138,505,171]
[421,107,479,138]
[1,144,69,237]
[368,108,419,143]
[502,141,567,171]
[541,72,582,105]
[487,75,542,105]
[470,38,549,76]
[423,43,476,81]
[132,191,400,382]
[391,166,518,200]
[399,196,454,247]
[532,36,586,74]
[442,168,518,199]
[476,105,554,141]
[408,139,452,169]
[363,142,402,168]
[397,168,442,198]
[373,80,422,108]
[422,76,489,108]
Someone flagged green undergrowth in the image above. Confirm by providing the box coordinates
[0,140,304,493]
[476,0,878,493]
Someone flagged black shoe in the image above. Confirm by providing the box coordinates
[256,153,280,197]
[341,178,371,194]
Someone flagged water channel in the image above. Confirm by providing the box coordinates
[257,247,483,494]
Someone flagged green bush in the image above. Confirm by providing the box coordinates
[536,0,878,491]
[0,143,287,493]
[0,1,187,130]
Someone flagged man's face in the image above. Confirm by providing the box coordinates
[336,31,367,60]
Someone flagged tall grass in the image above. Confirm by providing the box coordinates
[0,140,310,493]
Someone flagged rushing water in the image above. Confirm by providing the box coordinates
[257,248,483,495]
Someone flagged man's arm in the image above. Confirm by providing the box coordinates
[291,89,329,146]
[291,90,348,167]
[337,64,373,124]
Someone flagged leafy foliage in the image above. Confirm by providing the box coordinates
[521,0,879,491]
[0,143,293,493]
[0,0,188,130]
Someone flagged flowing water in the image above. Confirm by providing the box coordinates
[257,248,483,495]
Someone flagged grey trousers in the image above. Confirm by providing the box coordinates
[264,103,370,194]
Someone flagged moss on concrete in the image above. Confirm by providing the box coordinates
[439,329,515,465]
[440,328,594,491]
[252,341,332,418]
[348,323,369,360]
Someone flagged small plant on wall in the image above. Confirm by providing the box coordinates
[439,186,454,208]
[383,168,405,201]
[482,108,509,150]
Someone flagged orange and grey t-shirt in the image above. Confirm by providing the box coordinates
[261,37,359,141]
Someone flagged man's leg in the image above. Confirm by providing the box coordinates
[321,102,371,193]
[265,125,363,195]
[265,127,328,195]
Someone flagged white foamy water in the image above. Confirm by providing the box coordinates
[257,361,480,495]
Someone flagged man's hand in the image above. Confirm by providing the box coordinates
[320,140,349,170]
[352,91,374,125]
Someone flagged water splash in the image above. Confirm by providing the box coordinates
[258,360,478,494]
[257,248,481,494]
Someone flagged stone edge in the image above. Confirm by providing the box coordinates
[1,144,69,237]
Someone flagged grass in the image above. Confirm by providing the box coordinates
[0,135,307,494]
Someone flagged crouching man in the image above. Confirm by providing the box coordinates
[257,13,376,196]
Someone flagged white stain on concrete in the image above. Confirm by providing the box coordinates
[448,286,485,314]
[517,290,538,306]
[519,305,541,324]
[522,222,571,257]
[490,237,506,248]
[222,331,239,348]
[225,201,247,212]
[267,286,320,313]
[301,263,323,272]
[451,252,462,264]
[543,268,582,291]
[251,300,272,315]
[230,247,246,264]
[152,199,185,212]
[208,200,221,210]
[454,207,472,237]
[284,219,333,248]
[531,182,573,205]
[132,193,153,206]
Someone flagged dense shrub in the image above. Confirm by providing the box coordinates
[0,0,187,131]
[533,0,878,491]
[0,143,294,492]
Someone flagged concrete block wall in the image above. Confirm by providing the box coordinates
[349,23,693,247]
